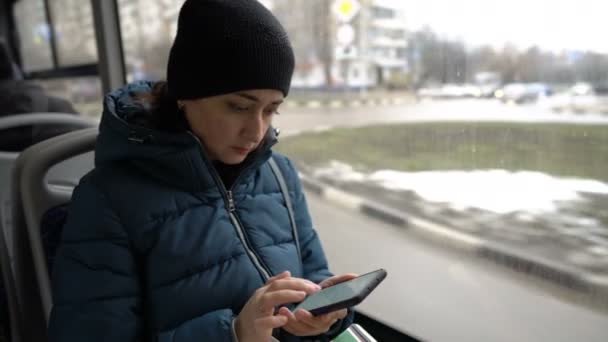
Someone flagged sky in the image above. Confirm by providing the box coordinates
[385,0,608,53]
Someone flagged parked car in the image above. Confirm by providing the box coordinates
[417,83,482,99]
[545,82,608,114]
[495,83,552,104]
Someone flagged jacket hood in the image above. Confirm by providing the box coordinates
[95,81,277,193]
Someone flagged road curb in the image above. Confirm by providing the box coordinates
[299,174,608,301]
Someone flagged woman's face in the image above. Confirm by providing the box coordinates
[181,89,283,164]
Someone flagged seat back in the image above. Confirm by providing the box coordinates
[0,113,94,253]
[0,114,94,342]
[11,128,97,341]
[0,37,22,81]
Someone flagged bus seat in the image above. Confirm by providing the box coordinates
[0,114,94,342]
[10,128,97,342]
[0,113,94,253]
[0,37,22,81]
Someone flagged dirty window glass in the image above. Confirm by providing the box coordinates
[113,0,608,341]
[13,0,53,71]
[49,0,98,66]
[117,0,185,83]
[270,1,608,341]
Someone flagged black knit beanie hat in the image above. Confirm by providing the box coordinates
[167,0,295,100]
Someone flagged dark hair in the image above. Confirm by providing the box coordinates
[132,81,188,132]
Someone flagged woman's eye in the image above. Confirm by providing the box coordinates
[229,102,250,112]
[264,105,281,115]
[264,109,280,116]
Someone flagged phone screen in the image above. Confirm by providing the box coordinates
[295,270,384,312]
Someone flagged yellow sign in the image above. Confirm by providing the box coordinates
[339,1,353,15]
[332,0,360,22]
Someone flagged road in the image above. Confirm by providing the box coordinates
[275,98,608,136]
[307,190,608,342]
[273,99,608,341]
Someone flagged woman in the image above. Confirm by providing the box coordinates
[48,1,355,341]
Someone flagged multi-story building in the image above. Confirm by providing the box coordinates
[366,0,409,86]
[274,0,408,89]
[14,0,407,88]
[336,0,408,88]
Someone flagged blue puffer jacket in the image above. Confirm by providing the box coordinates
[48,81,354,341]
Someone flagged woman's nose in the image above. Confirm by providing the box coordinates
[243,111,266,141]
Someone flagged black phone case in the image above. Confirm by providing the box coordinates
[308,269,387,316]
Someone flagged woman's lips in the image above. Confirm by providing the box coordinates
[232,147,250,154]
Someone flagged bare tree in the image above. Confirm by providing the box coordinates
[312,0,333,87]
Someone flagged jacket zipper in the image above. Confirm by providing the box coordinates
[226,190,271,280]
[188,132,272,281]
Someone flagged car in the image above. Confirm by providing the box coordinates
[545,83,608,114]
[495,83,552,104]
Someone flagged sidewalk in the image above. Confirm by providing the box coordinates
[299,172,608,304]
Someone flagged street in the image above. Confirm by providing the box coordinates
[308,190,608,342]
[276,98,608,341]
[275,98,608,136]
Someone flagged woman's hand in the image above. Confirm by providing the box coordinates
[234,271,321,342]
[276,306,349,337]
[318,273,358,289]
[276,273,358,337]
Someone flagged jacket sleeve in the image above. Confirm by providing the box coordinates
[48,178,143,341]
[156,309,236,342]
[283,158,355,341]
[48,177,238,342]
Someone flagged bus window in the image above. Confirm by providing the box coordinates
[115,1,608,340]
[268,1,608,341]
[12,0,103,117]
[48,0,97,67]
[35,76,102,117]
[3,1,607,342]
[117,0,185,83]
[13,0,53,72]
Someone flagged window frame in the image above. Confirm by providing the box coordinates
[12,0,126,89]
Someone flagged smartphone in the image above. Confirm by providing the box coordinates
[293,269,387,316]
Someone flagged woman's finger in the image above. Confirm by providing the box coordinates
[276,306,297,321]
[277,307,312,336]
[285,315,325,336]
[294,309,341,330]
[266,271,291,284]
[259,290,306,311]
[334,308,348,320]
[315,312,339,327]
[284,318,314,335]
[293,308,314,320]
[319,273,358,288]
[254,315,288,331]
[293,309,328,329]
[266,278,321,294]
[316,309,347,321]
[283,322,324,337]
